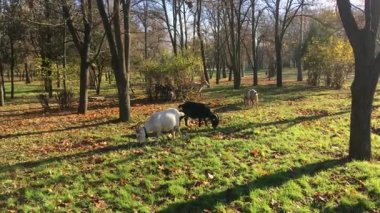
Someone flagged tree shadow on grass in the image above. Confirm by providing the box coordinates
[214,103,244,113]
[159,158,348,213]
[188,109,350,137]
[0,119,119,139]
[0,139,169,174]
[0,107,77,121]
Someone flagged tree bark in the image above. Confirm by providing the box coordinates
[337,0,380,160]
[161,0,176,54]
[349,66,376,160]
[62,0,97,114]
[97,0,130,121]
[196,0,209,83]
[275,39,283,87]
[0,62,4,106]
[56,63,60,88]
[78,56,90,114]
[96,66,102,95]
[42,59,53,98]
[296,4,304,82]
[0,62,5,98]
[122,0,132,121]
[25,63,31,84]
[10,37,15,99]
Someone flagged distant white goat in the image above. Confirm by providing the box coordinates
[243,89,258,108]
[136,108,185,142]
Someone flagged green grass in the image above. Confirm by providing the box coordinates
[0,70,379,212]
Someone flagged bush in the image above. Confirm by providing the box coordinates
[138,53,202,101]
[304,35,354,89]
[55,89,74,110]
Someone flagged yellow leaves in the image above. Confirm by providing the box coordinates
[304,35,354,88]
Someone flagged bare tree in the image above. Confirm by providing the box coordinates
[250,0,263,86]
[265,0,305,87]
[196,0,209,83]
[161,0,177,54]
[62,0,105,114]
[96,0,131,121]
[223,0,250,89]
[337,0,380,160]
[0,62,4,106]
[295,4,303,81]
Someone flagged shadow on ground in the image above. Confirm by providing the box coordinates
[159,158,348,213]
[0,119,119,139]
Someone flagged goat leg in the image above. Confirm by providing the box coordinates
[171,129,176,140]
[198,118,202,127]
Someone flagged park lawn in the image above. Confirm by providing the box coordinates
[0,73,379,212]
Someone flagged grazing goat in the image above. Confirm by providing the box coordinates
[136,108,184,142]
[178,101,219,129]
[243,89,259,108]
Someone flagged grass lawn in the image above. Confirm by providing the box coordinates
[0,70,379,212]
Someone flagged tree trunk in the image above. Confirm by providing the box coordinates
[349,62,378,160]
[216,65,220,84]
[42,59,53,98]
[63,23,67,91]
[296,57,303,81]
[337,0,380,160]
[144,0,148,59]
[222,61,227,78]
[78,56,90,114]
[196,0,209,83]
[251,0,258,86]
[296,4,304,82]
[233,67,241,89]
[25,63,31,84]
[0,63,4,106]
[173,0,177,55]
[122,0,132,121]
[178,0,184,53]
[228,65,232,81]
[10,38,15,99]
[0,63,5,98]
[275,39,283,87]
[96,67,102,95]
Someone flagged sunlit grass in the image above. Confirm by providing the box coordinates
[0,69,379,212]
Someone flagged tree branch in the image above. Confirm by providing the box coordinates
[89,32,106,64]
[337,0,360,49]
[62,3,83,52]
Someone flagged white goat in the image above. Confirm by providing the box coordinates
[136,108,185,142]
[243,89,259,108]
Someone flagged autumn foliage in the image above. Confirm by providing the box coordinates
[304,35,354,89]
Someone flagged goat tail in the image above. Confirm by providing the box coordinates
[179,112,185,117]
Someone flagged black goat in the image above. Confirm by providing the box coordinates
[178,101,219,129]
